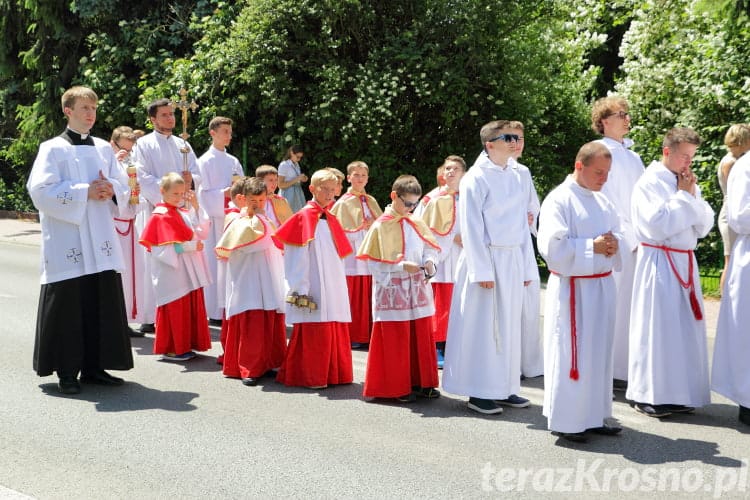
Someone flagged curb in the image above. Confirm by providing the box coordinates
[0,210,39,222]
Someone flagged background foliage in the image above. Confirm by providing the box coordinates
[1,0,748,274]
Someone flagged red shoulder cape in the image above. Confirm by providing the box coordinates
[139,203,194,251]
[272,201,352,257]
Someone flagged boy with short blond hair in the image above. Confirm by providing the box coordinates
[330,161,383,348]
[358,175,441,402]
[273,169,354,389]
[216,177,287,385]
[256,164,293,226]
[140,172,212,362]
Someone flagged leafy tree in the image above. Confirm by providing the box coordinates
[616,0,750,267]
[162,0,601,201]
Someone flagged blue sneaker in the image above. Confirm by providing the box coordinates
[436,348,444,369]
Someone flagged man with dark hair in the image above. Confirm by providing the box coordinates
[27,86,134,394]
[132,97,202,333]
[627,127,714,418]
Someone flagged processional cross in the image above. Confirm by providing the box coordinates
[172,88,199,176]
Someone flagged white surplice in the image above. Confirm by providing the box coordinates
[598,137,645,381]
[442,153,536,399]
[148,207,212,307]
[538,176,621,433]
[222,215,286,318]
[27,135,129,284]
[367,213,439,322]
[197,145,244,319]
[283,221,351,324]
[713,153,750,408]
[112,158,151,323]
[626,160,714,407]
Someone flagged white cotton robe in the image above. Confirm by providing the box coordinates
[27,136,129,284]
[538,177,621,433]
[197,146,244,319]
[442,153,537,399]
[598,137,645,381]
[713,153,750,408]
[518,162,544,378]
[134,131,201,207]
[626,160,714,407]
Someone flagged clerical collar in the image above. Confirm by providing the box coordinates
[155,130,173,139]
[60,128,94,146]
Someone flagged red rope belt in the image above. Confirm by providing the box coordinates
[114,217,138,319]
[550,270,612,381]
[641,242,702,321]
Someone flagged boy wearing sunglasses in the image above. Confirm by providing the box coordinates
[358,175,441,403]
[442,120,536,415]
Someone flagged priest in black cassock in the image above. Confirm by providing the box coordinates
[26,86,134,395]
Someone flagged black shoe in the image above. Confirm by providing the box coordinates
[634,403,671,418]
[552,431,587,443]
[612,379,628,392]
[80,370,124,386]
[588,424,623,436]
[396,393,417,403]
[139,323,155,334]
[739,406,750,426]
[263,369,278,378]
[351,342,367,349]
[416,387,441,399]
[58,375,81,395]
[208,318,223,327]
[661,404,695,414]
[127,326,145,338]
[468,397,503,415]
[241,377,258,386]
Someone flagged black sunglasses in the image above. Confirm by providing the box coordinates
[398,195,420,211]
[488,134,520,144]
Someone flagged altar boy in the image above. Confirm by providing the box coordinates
[358,175,441,402]
[273,169,354,389]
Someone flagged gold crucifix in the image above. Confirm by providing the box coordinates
[173,88,198,140]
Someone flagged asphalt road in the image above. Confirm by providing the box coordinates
[0,220,748,499]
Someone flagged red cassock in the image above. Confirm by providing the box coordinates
[431,282,454,343]
[222,310,287,379]
[275,322,353,387]
[363,317,439,398]
[346,275,373,343]
[154,287,212,355]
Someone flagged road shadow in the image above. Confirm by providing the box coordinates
[39,381,199,413]
[544,425,744,468]
[260,379,366,401]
